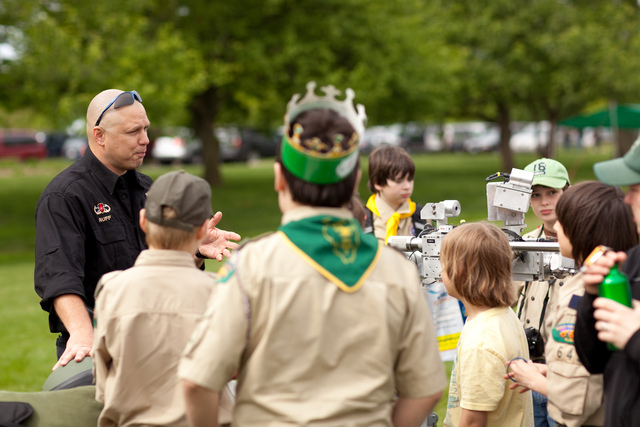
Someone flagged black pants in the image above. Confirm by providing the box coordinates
[55,333,69,359]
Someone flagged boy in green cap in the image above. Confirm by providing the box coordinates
[516,157,571,427]
[179,82,447,427]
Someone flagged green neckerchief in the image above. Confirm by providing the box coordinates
[278,215,381,292]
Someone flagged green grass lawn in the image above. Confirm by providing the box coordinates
[0,147,610,420]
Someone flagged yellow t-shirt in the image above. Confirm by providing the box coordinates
[444,307,534,427]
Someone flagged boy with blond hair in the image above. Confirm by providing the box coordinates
[364,145,425,242]
[441,222,533,427]
[92,170,233,427]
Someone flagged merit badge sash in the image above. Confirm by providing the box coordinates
[278,215,381,292]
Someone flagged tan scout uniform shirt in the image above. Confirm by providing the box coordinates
[516,226,564,346]
[93,249,233,427]
[371,196,415,241]
[179,206,447,427]
[544,273,604,427]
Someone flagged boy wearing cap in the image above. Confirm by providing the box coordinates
[92,170,233,427]
[574,139,640,427]
[179,82,446,427]
[516,158,571,427]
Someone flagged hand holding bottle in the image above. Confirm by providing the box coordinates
[581,246,639,350]
[593,298,640,351]
[580,247,626,296]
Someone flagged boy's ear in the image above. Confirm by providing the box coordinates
[139,208,147,232]
[196,220,208,241]
[274,162,286,192]
[373,182,384,193]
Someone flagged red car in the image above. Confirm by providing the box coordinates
[0,129,48,160]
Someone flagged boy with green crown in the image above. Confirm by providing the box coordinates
[179,82,447,427]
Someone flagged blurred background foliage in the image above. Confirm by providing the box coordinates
[0,0,639,184]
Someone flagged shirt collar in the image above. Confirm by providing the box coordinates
[134,249,198,268]
[375,196,411,218]
[281,206,353,226]
[82,145,145,195]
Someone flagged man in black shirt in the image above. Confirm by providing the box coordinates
[35,89,240,370]
[574,138,640,427]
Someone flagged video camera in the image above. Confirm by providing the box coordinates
[388,168,576,284]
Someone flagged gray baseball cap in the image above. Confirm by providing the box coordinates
[594,138,640,186]
[145,170,213,231]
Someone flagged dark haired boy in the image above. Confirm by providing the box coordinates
[364,145,425,242]
[92,170,234,427]
[179,82,446,427]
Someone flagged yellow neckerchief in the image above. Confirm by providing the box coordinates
[366,194,415,244]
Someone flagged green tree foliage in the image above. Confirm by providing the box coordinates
[1,0,457,185]
[439,0,640,169]
[147,0,458,184]
[0,0,206,128]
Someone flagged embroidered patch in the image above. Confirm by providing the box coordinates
[216,261,235,283]
[552,322,575,344]
[320,217,360,264]
[93,203,111,215]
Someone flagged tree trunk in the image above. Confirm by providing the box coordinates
[497,102,514,172]
[542,121,557,159]
[190,87,222,187]
[618,129,638,157]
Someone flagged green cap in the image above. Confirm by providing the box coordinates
[594,138,640,186]
[524,158,570,189]
[145,170,213,231]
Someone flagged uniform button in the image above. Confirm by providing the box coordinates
[526,319,530,324]
[531,296,535,301]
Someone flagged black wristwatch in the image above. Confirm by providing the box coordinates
[195,249,209,259]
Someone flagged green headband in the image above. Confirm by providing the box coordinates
[281,135,359,184]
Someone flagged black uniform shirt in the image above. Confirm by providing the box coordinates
[34,146,152,334]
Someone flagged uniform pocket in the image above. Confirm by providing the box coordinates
[546,361,601,416]
[93,223,126,244]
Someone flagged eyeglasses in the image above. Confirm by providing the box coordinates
[94,90,143,126]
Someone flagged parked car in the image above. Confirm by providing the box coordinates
[443,122,493,152]
[216,126,278,162]
[401,122,444,153]
[463,126,500,153]
[360,124,404,154]
[60,136,88,160]
[510,121,552,153]
[0,129,48,160]
[150,127,202,164]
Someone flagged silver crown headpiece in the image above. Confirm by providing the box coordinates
[283,81,367,138]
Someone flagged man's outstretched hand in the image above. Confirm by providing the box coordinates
[198,211,241,261]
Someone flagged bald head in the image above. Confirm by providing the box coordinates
[85,89,150,175]
[86,89,124,137]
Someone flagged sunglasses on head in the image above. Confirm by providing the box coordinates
[94,90,143,126]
